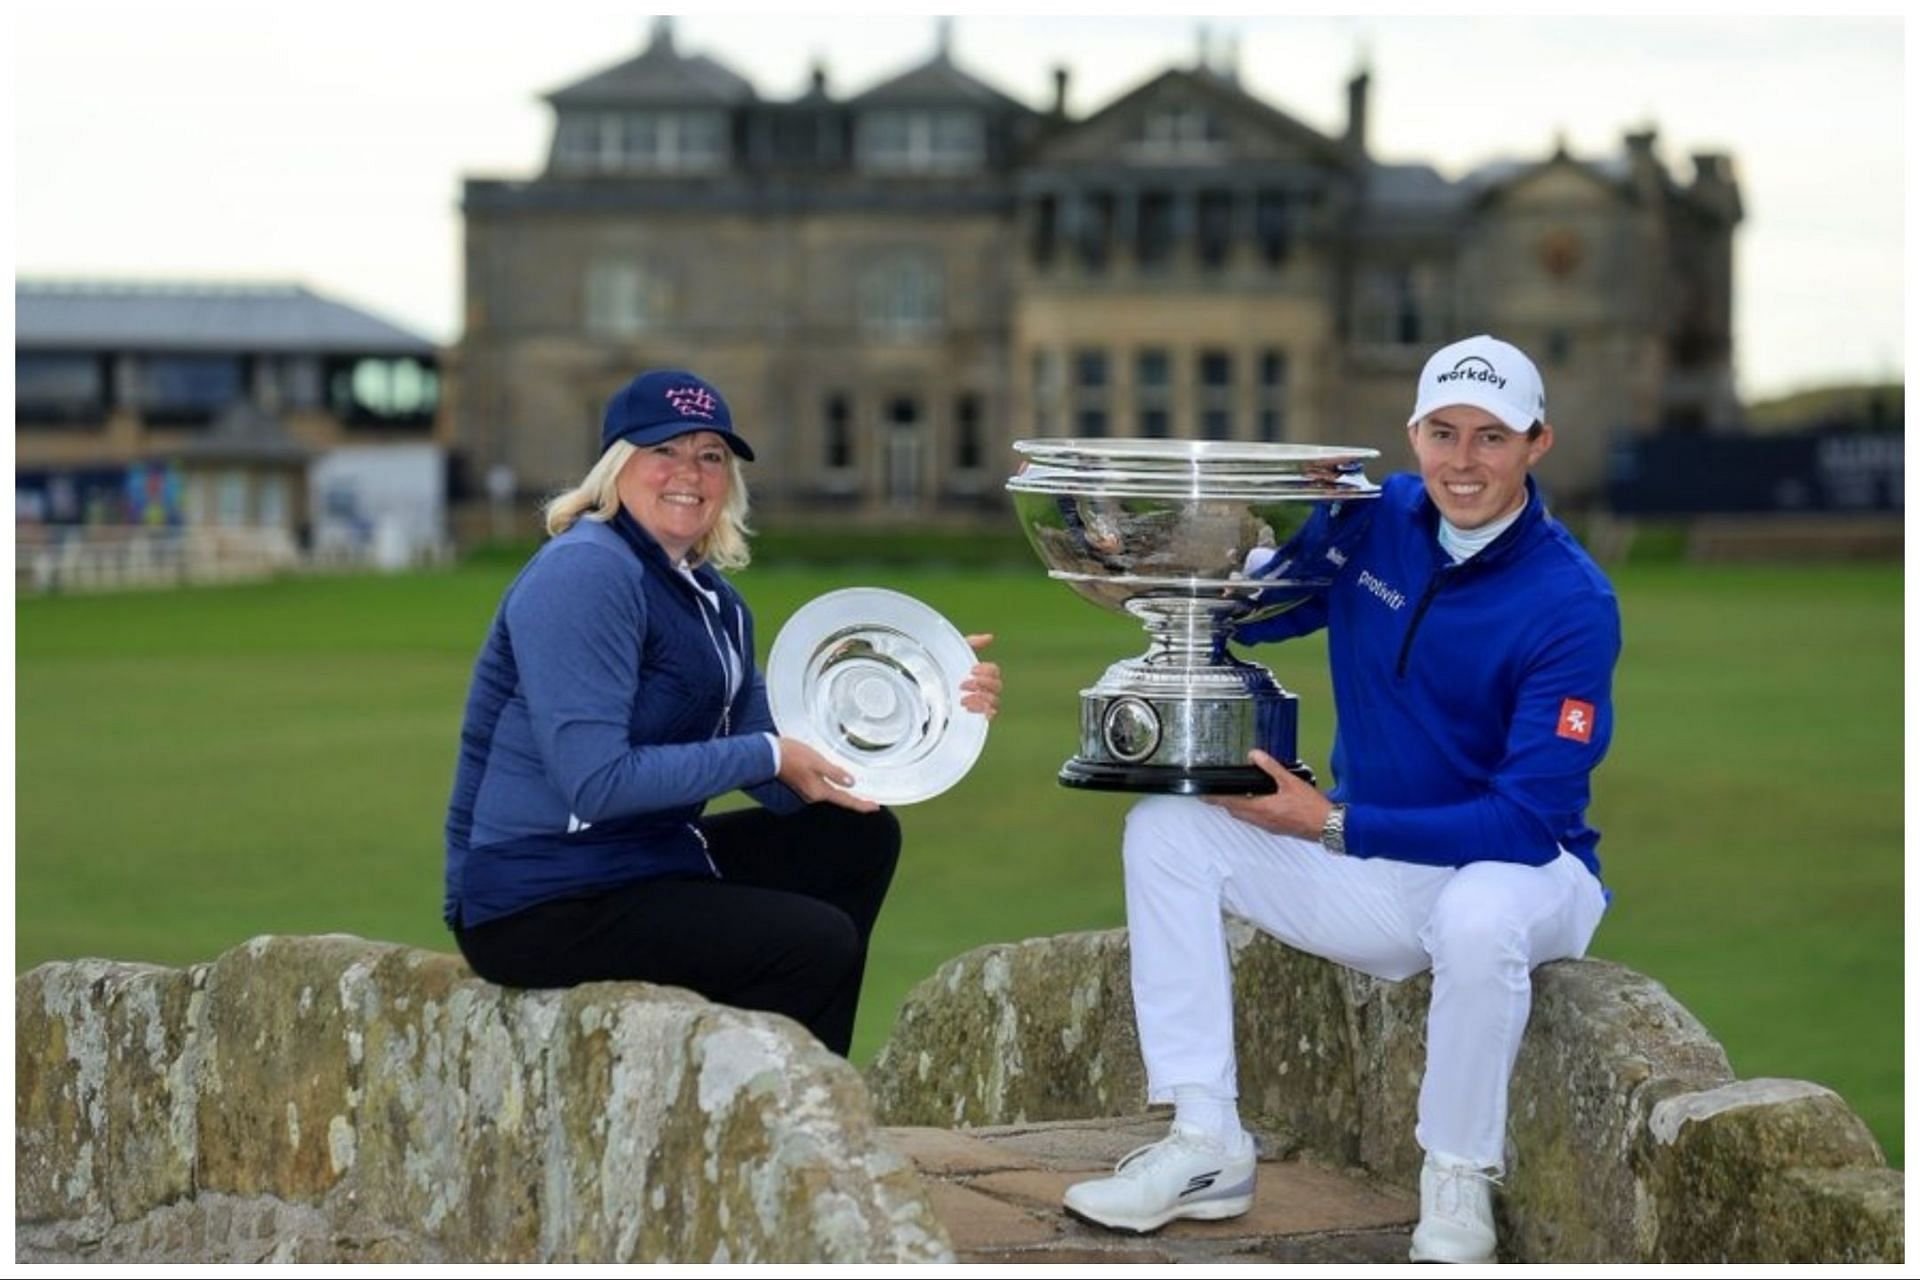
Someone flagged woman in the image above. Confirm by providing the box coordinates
[443,369,1001,1056]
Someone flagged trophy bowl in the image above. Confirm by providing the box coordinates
[1008,438,1380,795]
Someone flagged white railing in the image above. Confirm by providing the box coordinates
[16,525,301,594]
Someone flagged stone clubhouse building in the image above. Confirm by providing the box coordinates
[454,19,1741,520]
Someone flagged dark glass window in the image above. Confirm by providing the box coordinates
[1135,349,1171,438]
[824,393,853,469]
[17,353,109,426]
[1198,190,1234,270]
[954,393,983,470]
[1137,191,1175,269]
[140,355,245,427]
[1077,192,1115,271]
[1198,350,1233,440]
[1074,349,1109,437]
[1258,349,1288,442]
[1032,194,1058,267]
[1256,191,1290,266]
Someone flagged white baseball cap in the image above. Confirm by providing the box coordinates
[1407,334,1547,433]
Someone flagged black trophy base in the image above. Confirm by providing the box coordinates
[1059,757,1317,796]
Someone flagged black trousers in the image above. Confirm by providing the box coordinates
[453,805,901,1056]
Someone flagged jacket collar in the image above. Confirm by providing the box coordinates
[608,508,728,606]
[1413,474,1547,570]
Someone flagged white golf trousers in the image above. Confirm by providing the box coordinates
[1123,795,1608,1171]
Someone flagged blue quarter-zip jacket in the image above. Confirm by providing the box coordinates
[443,512,802,928]
[1238,473,1619,877]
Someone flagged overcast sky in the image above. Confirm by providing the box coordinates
[13,6,1907,401]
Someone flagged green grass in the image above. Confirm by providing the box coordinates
[15,559,1903,1166]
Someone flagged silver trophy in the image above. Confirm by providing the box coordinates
[1008,438,1380,795]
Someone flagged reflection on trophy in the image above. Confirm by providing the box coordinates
[1008,438,1380,795]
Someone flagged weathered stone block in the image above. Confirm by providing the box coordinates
[869,929,1147,1127]
[104,964,203,1223]
[16,959,161,1230]
[1502,959,1735,1261]
[1649,1079,1892,1262]
[196,934,399,1200]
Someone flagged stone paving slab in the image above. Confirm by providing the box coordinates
[881,1114,1418,1265]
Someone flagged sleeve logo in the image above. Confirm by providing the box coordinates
[1557,698,1596,744]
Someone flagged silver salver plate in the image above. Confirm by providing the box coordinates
[768,588,988,806]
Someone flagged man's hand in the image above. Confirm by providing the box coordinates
[1206,749,1334,840]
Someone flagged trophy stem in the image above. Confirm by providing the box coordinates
[1124,596,1249,668]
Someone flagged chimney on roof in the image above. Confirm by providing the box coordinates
[1345,68,1370,159]
[1195,23,1211,71]
[648,16,675,54]
[1623,128,1663,201]
[1052,65,1070,117]
[936,16,954,61]
[810,59,829,98]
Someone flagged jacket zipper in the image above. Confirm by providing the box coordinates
[1395,569,1449,678]
[689,822,721,877]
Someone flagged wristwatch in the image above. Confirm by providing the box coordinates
[1320,803,1349,855]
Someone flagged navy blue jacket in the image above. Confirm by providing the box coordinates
[443,512,800,928]
[1239,474,1619,878]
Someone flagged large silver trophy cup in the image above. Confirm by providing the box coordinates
[1008,438,1380,795]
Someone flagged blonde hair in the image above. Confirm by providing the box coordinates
[543,438,753,571]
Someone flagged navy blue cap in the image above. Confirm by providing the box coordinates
[601,369,755,460]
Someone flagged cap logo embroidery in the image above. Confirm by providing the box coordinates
[666,386,718,419]
[1557,698,1595,743]
[1435,356,1507,391]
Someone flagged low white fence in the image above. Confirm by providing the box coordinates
[17,525,341,594]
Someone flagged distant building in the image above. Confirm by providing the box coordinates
[15,281,447,559]
[457,19,1741,517]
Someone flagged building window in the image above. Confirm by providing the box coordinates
[1075,192,1115,271]
[217,469,249,527]
[621,110,726,172]
[860,254,944,339]
[1258,350,1288,442]
[1135,349,1171,438]
[857,109,984,173]
[1256,191,1291,266]
[16,353,108,425]
[1131,107,1226,160]
[1074,349,1109,438]
[1355,266,1449,348]
[325,356,439,427]
[1031,194,1058,267]
[585,258,666,338]
[1137,191,1175,270]
[1197,350,1233,440]
[554,110,727,174]
[139,355,245,427]
[886,395,923,509]
[953,393,984,471]
[1032,349,1064,435]
[1197,190,1234,270]
[823,393,854,471]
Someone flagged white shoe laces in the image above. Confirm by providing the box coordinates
[1111,1126,1216,1178]
[1429,1161,1502,1220]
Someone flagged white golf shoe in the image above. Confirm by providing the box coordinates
[1408,1151,1499,1263]
[1062,1123,1256,1233]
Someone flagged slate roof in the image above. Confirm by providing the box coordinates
[850,50,1030,113]
[546,19,756,107]
[15,281,436,355]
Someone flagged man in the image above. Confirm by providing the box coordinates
[1062,335,1618,1264]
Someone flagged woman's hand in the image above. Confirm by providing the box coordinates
[776,737,880,813]
[961,634,1002,719]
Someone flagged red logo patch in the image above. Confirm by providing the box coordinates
[1557,699,1596,744]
